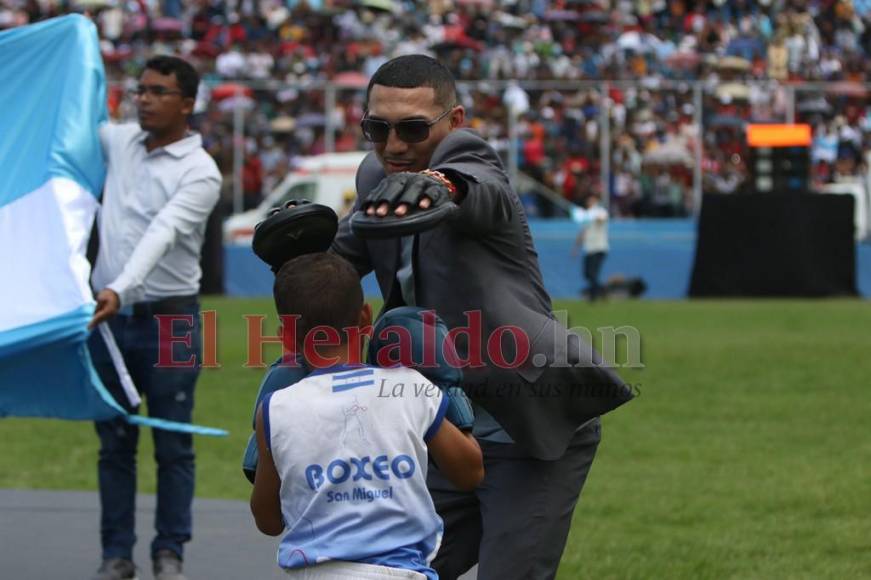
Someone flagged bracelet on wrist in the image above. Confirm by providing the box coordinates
[419,169,457,196]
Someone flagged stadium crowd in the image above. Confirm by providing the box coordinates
[6,0,871,216]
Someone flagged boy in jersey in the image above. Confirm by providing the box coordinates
[250,253,484,580]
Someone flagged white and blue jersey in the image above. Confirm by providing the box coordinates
[262,364,449,579]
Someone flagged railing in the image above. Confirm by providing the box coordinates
[108,79,871,217]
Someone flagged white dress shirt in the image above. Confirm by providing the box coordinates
[91,123,222,306]
[573,205,609,253]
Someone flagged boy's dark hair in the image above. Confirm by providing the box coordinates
[273,253,363,342]
[365,55,457,110]
[144,55,199,100]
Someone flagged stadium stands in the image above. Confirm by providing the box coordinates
[5,0,871,217]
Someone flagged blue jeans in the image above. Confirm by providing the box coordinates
[583,251,607,301]
[88,299,201,560]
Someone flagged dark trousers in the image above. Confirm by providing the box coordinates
[88,299,201,560]
[429,418,601,580]
[583,251,607,300]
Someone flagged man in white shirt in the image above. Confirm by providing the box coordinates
[572,193,610,301]
[87,55,221,580]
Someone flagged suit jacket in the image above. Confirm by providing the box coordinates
[332,129,633,460]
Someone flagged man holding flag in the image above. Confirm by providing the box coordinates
[87,55,221,580]
[0,16,223,579]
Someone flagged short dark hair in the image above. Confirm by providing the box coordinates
[365,54,457,110]
[273,253,363,343]
[144,55,199,100]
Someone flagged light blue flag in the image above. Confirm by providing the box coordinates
[0,15,226,436]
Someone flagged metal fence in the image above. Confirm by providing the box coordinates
[108,79,871,217]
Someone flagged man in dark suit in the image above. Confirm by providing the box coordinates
[331,55,632,580]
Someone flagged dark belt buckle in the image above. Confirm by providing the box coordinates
[132,302,153,318]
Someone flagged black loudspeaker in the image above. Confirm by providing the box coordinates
[199,205,225,295]
[689,193,856,297]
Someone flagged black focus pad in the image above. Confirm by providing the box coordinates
[351,173,458,239]
[252,200,338,271]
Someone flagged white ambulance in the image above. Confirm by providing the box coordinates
[223,151,368,244]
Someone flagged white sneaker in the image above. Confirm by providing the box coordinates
[152,550,187,580]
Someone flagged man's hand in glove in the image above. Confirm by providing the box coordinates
[364,170,459,217]
[352,170,462,239]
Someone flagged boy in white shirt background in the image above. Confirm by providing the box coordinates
[572,193,610,301]
[250,252,484,579]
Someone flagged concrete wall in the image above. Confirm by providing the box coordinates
[224,219,870,299]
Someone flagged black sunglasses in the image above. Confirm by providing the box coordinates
[361,107,455,144]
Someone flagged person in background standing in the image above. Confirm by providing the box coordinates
[573,193,610,301]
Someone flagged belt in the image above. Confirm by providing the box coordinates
[119,294,199,318]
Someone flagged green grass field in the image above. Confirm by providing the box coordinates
[2,298,870,579]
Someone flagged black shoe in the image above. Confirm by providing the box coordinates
[91,558,137,580]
